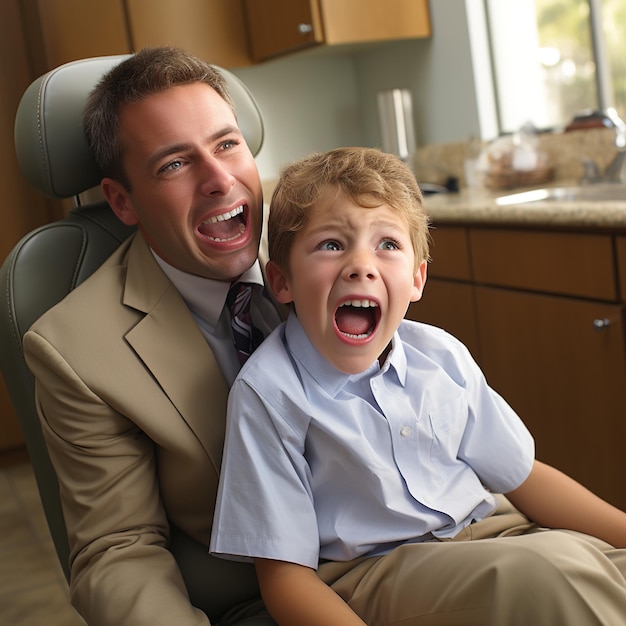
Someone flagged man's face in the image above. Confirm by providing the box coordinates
[102,82,263,281]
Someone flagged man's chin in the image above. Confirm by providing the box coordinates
[206,249,259,281]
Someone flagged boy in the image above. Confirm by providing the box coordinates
[211,147,626,625]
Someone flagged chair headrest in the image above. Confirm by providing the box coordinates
[14,55,264,199]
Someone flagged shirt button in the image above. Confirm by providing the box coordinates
[400,426,411,438]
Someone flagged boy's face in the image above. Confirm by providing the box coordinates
[267,190,427,374]
[101,82,263,282]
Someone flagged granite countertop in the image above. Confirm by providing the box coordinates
[423,180,626,230]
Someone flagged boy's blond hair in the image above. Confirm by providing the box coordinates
[268,147,430,274]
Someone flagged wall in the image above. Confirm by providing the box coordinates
[232,51,363,181]
[0,0,57,457]
[234,0,494,181]
[355,0,496,149]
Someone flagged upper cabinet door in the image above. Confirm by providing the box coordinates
[244,0,431,62]
[320,0,431,45]
[21,0,130,73]
[22,0,252,73]
[126,0,251,68]
[244,0,324,62]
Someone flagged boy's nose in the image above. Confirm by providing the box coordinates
[343,249,378,280]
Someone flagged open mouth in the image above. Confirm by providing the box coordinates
[198,205,246,242]
[334,299,380,340]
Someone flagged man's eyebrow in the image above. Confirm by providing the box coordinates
[148,125,242,168]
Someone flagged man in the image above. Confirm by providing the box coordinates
[23,47,281,625]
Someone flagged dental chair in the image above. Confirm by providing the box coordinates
[0,54,272,625]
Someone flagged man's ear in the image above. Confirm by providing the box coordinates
[410,260,428,302]
[101,177,139,226]
[265,260,294,304]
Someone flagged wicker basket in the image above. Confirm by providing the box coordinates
[484,165,554,191]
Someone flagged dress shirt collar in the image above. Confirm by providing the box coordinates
[284,313,408,397]
[151,249,264,329]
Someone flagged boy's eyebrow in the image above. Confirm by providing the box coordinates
[305,217,407,236]
[148,125,242,168]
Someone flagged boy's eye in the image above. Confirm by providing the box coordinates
[379,239,400,250]
[319,240,342,251]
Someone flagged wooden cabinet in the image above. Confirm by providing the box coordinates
[244,0,431,62]
[410,225,626,511]
[618,236,626,299]
[407,226,480,358]
[20,0,251,74]
[476,286,626,509]
[21,0,431,72]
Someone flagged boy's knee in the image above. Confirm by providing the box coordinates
[350,534,625,626]
[483,532,626,625]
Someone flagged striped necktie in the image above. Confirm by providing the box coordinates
[226,282,264,365]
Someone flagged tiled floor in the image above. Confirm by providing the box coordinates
[0,461,85,626]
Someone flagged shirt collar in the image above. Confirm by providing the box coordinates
[285,313,408,397]
[151,250,264,329]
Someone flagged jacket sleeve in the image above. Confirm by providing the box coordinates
[24,330,210,626]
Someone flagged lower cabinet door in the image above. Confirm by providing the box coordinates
[475,286,626,511]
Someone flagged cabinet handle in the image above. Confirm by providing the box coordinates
[298,23,313,34]
[592,317,610,331]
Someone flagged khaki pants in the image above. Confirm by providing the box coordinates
[318,496,626,626]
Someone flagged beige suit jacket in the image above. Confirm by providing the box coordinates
[23,233,267,625]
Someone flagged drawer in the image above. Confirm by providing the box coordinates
[407,279,479,358]
[469,228,617,300]
[428,226,471,280]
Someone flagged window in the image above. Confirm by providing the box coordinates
[487,0,626,133]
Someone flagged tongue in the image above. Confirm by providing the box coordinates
[335,306,373,336]
[198,218,242,241]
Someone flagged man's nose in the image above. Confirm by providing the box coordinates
[198,155,235,196]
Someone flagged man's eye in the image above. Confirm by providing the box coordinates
[319,240,342,251]
[379,239,400,250]
[220,139,240,151]
[160,159,184,173]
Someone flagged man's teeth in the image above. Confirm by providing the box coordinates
[205,205,244,224]
[207,223,245,243]
[340,299,378,308]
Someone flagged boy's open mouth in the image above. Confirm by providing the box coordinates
[198,205,246,242]
[334,299,380,339]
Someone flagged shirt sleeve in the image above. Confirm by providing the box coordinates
[210,373,321,569]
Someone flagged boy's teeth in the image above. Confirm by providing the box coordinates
[206,205,244,224]
[341,299,378,308]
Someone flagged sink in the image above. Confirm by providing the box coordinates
[496,183,626,206]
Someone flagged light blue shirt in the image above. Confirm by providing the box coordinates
[210,314,535,568]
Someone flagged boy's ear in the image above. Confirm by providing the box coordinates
[265,260,294,304]
[410,260,428,302]
[101,178,139,226]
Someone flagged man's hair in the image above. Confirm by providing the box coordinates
[268,147,431,273]
[83,46,234,188]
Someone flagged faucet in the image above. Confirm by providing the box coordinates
[603,107,626,182]
[587,108,626,183]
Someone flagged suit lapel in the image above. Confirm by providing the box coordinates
[122,235,228,466]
